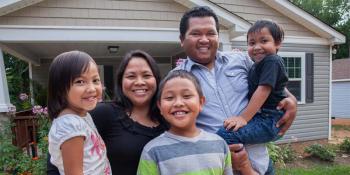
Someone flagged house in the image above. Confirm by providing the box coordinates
[332,58,350,119]
[0,0,346,143]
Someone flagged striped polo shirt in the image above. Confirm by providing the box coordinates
[137,130,233,175]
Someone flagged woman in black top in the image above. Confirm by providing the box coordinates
[47,50,168,175]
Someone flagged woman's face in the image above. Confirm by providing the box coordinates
[122,57,157,107]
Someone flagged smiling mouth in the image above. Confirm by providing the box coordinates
[132,89,147,94]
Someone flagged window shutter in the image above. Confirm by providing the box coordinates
[104,65,114,97]
[305,53,314,103]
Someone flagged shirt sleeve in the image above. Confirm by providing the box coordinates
[258,59,282,89]
[50,115,87,148]
[137,149,160,175]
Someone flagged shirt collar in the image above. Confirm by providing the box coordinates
[185,51,229,71]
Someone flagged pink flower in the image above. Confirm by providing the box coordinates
[32,105,43,115]
[43,107,48,115]
[19,93,28,101]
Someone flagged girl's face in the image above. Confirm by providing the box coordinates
[122,57,157,108]
[67,62,102,116]
[158,77,205,136]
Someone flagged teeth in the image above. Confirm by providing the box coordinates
[134,89,146,93]
[174,111,186,115]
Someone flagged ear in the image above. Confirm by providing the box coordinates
[275,41,282,50]
[180,35,185,47]
[157,100,163,115]
[198,96,206,112]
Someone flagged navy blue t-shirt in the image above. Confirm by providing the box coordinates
[248,54,288,109]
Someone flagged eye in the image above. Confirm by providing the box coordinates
[125,75,135,79]
[74,79,85,85]
[248,41,255,46]
[144,74,153,79]
[163,96,173,101]
[93,78,101,84]
[190,32,200,36]
[183,94,193,99]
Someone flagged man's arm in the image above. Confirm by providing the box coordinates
[229,144,258,175]
[276,88,297,135]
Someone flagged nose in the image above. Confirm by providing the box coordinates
[86,82,97,93]
[253,44,261,51]
[199,34,209,44]
[135,76,146,86]
[173,97,184,107]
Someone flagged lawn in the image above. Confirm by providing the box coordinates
[277,165,350,175]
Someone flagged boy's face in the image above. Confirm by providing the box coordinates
[158,77,205,136]
[247,27,281,63]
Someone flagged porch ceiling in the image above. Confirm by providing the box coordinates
[3,42,183,62]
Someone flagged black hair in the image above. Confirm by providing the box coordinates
[157,70,203,101]
[247,20,284,46]
[48,50,96,119]
[115,50,162,123]
[179,6,219,39]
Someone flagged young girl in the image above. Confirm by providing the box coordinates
[48,51,111,175]
[137,70,232,175]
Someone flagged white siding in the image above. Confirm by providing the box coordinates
[332,82,350,119]
[211,0,319,37]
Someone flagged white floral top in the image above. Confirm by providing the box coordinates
[49,113,111,175]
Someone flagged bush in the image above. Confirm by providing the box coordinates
[304,144,336,161]
[0,107,50,175]
[267,142,296,167]
[339,137,350,153]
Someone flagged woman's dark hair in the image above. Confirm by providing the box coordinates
[179,6,220,39]
[48,50,96,120]
[157,70,203,101]
[115,50,162,123]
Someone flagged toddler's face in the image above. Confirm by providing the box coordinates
[67,62,102,116]
[158,77,204,135]
[247,27,281,63]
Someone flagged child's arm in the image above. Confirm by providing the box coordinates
[224,85,271,131]
[61,136,85,175]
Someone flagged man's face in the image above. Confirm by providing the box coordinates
[180,16,219,69]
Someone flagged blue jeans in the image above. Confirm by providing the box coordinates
[216,108,284,144]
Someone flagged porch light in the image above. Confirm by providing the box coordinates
[108,46,119,54]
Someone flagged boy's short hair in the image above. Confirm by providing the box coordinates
[179,6,219,39]
[157,70,203,101]
[247,20,284,44]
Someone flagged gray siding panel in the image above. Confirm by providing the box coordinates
[231,42,330,142]
[332,82,350,119]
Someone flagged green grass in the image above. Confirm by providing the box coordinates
[277,165,350,175]
[332,125,350,131]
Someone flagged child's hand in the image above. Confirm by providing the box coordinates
[224,116,247,131]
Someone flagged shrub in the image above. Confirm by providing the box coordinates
[339,137,350,153]
[304,144,336,161]
[267,142,296,167]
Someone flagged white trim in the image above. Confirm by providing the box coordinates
[174,0,251,37]
[332,79,350,82]
[0,48,12,112]
[260,0,345,44]
[0,0,44,16]
[0,43,39,66]
[232,35,330,45]
[279,52,306,104]
[328,45,332,140]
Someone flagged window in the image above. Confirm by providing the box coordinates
[279,52,306,104]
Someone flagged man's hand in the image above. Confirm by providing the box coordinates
[276,97,297,135]
[229,144,257,175]
[224,116,247,131]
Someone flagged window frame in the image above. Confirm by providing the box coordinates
[279,52,306,104]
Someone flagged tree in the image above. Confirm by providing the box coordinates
[289,0,350,59]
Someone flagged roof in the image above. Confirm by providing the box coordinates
[0,0,346,45]
[333,59,350,80]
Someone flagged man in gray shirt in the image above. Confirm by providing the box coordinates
[175,6,297,175]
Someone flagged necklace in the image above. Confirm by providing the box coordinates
[127,112,158,128]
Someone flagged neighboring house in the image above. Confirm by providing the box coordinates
[0,0,346,143]
[332,58,350,119]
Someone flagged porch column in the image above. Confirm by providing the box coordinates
[0,47,11,112]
